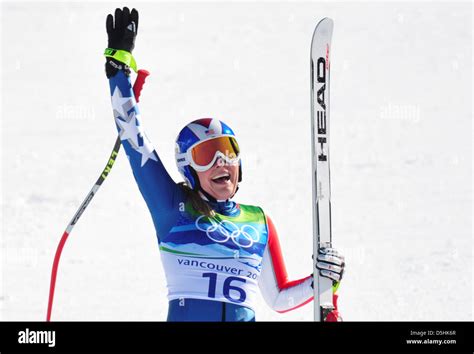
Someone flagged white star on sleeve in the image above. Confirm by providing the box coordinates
[111,86,136,120]
[111,86,156,168]
[136,136,158,167]
[115,111,143,147]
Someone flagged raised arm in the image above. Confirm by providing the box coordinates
[108,71,179,207]
[105,7,182,239]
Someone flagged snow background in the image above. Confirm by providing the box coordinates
[0,1,472,321]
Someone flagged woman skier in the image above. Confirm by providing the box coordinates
[105,7,345,322]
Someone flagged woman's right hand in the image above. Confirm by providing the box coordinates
[105,7,139,78]
[106,7,139,53]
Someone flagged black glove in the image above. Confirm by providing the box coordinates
[105,7,139,78]
[106,7,139,53]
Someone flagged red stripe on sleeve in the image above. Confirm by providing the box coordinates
[266,215,309,290]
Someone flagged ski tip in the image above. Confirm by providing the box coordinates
[318,17,334,27]
[311,17,334,49]
[313,17,334,34]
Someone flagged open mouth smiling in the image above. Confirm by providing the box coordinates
[211,172,231,184]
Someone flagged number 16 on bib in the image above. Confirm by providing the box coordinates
[311,18,334,322]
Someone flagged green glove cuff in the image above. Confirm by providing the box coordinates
[104,48,137,73]
[332,281,340,293]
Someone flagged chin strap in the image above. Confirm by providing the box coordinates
[230,185,239,199]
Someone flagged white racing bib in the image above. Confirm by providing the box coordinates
[159,204,269,310]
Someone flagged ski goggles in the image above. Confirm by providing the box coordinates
[177,136,241,172]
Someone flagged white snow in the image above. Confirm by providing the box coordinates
[0,1,472,321]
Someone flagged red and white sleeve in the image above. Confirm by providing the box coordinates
[258,215,314,313]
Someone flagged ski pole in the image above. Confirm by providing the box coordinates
[46,69,150,321]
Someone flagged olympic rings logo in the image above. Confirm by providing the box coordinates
[195,215,260,248]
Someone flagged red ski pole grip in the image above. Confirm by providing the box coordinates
[133,69,150,102]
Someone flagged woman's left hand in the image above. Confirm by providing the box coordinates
[315,247,345,283]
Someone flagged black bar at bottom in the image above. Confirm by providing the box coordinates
[0,321,472,353]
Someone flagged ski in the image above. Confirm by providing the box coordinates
[311,18,334,322]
